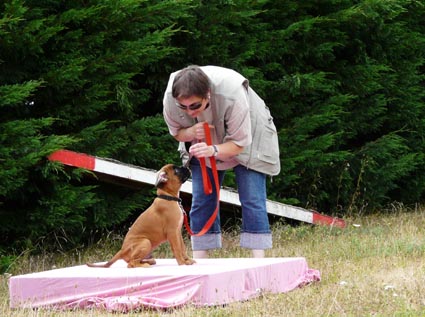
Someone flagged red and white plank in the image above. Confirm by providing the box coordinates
[48,149,346,228]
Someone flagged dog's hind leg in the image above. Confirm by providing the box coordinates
[127,240,155,268]
[141,253,157,265]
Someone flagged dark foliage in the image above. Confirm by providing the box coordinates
[1,0,424,255]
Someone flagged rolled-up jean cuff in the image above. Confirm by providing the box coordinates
[240,232,272,249]
[191,233,222,251]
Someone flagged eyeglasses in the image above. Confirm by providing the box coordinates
[176,100,204,111]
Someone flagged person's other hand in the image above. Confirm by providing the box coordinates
[190,122,214,141]
[189,142,214,158]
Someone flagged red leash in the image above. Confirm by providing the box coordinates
[183,122,220,236]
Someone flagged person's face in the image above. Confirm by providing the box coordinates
[176,96,209,118]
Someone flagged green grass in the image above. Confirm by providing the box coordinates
[1,205,425,316]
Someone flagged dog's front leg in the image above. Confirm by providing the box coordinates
[168,231,195,265]
[178,233,196,265]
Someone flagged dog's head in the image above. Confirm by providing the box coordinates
[155,164,191,189]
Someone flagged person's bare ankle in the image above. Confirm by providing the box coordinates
[251,249,265,258]
[193,250,209,259]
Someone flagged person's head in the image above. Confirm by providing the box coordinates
[172,65,210,99]
[172,65,211,117]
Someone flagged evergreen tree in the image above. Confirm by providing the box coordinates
[0,0,191,251]
[235,0,425,212]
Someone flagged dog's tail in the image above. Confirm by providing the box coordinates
[86,251,122,268]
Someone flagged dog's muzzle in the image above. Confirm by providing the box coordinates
[174,165,191,183]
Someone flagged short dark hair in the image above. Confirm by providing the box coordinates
[172,65,210,99]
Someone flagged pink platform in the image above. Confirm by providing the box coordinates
[9,258,320,312]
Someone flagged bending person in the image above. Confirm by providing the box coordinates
[163,65,280,258]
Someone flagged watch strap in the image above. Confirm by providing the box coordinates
[212,145,218,157]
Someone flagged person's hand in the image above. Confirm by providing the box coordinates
[189,142,214,158]
[190,122,214,141]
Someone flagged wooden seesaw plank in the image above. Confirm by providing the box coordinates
[48,149,346,228]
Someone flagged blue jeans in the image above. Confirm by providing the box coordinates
[189,157,272,251]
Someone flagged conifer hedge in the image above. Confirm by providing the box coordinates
[1,0,424,253]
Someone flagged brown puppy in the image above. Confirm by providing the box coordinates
[87,164,195,268]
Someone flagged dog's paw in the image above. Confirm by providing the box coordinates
[128,262,152,268]
[141,258,156,265]
[184,258,196,265]
[176,257,196,265]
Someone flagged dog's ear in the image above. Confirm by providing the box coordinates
[155,171,168,187]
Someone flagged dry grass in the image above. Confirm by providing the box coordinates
[1,205,425,316]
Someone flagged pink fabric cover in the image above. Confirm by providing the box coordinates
[9,258,320,312]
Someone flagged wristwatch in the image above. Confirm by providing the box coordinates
[212,145,218,157]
